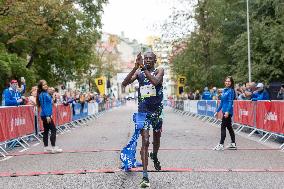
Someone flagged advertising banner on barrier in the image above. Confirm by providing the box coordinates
[72,103,88,120]
[0,106,35,142]
[57,104,72,126]
[197,100,207,115]
[95,103,99,113]
[82,103,88,117]
[88,103,96,116]
[233,101,254,126]
[256,101,284,134]
[38,105,57,131]
[189,100,198,114]
[72,103,82,121]
[206,100,217,117]
[183,100,190,112]
[176,100,184,111]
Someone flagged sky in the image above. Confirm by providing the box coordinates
[102,0,195,44]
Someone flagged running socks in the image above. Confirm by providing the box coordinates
[143,170,148,178]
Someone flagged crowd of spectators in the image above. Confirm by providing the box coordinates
[1,78,114,107]
[177,82,284,101]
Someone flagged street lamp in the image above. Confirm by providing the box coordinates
[246,0,252,83]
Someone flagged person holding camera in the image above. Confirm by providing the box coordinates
[3,79,26,106]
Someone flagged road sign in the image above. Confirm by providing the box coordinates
[95,77,106,95]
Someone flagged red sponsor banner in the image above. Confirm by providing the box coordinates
[217,100,223,120]
[233,101,254,126]
[256,101,284,134]
[38,105,57,131]
[57,104,72,126]
[0,106,35,142]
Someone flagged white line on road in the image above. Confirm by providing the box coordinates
[0,156,13,161]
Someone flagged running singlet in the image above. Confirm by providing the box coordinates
[137,69,163,113]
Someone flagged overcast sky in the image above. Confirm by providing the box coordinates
[102,0,194,44]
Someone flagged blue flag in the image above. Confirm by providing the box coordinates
[120,112,147,171]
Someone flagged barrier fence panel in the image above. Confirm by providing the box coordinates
[197,100,207,116]
[233,101,255,126]
[175,100,184,111]
[173,100,284,138]
[88,103,97,116]
[0,106,35,143]
[72,103,83,121]
[57,104,72,126]
[189,100,198,114]
[256,101,284,134]
[82,103,88,118]
[183,100,190,112]
[206,100,217,117]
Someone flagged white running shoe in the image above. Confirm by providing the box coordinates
[226,143,237,150]
[213,144,224,151]
[44,146,52,152]
[51,146,63,154]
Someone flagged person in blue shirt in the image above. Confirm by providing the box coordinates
[202,87,212,100]
[37,80,62,153]
[3,79,26,106]
[213,76,237,151]
[251,83,270,101]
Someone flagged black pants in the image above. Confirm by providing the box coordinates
[41,117,56,147]
[220,114,235,145]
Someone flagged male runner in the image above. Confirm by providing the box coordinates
[122,51,164,188]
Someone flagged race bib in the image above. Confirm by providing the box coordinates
[140,84,156,98]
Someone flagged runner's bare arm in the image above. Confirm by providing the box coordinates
[144,68,164,86]
[122,53,142,87]
[122,69,139,87]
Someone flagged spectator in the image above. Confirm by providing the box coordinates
[194,90,201,100]
[217,88,223,100]
[188,92,194,100]
[212,87,218,100]
[277,84,284,100]
[4,80,25,106]
[79,92,85,113]
[27,86,37,106]
[202,87,212,100]
[251,83,270,101]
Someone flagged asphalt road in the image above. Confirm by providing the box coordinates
[0,101,283,189]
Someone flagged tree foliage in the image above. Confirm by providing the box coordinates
[170,0,284,90]
[0,0,107,91]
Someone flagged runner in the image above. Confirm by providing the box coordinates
[213,76,237,151]
[37,80,63,154]
[122,51,164,188]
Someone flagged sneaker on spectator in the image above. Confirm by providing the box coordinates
[51,146,63,153]
[44,146,52,152]
[226,143,237,150]
[213,144,224,151]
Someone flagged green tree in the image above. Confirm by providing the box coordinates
[0,0,107,87]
